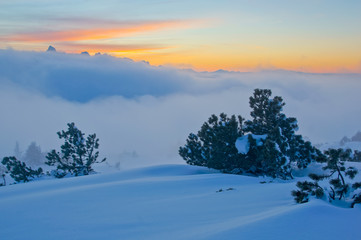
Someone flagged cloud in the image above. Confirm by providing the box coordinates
[0,19,195,43]
[57,43,170,53]
[0,49,194,101]
[0,49,360,169]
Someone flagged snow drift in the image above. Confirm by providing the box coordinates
[0,164,360,240]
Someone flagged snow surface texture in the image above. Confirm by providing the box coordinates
[0,164,360,240]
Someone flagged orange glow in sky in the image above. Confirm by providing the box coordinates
[0,1,360,73]
[2,20,191,42]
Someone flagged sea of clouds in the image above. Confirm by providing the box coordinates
[0,49,360,168]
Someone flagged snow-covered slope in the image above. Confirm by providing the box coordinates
[0,164,360,240]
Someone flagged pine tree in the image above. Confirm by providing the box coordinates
[291,180,324,203]
[292,148,361,207]
[0,165,6,186]
[23,142,46,167]
[244,89,319,179]
[179,113,244,171]
[179,89,319,179]
[317,148,357,201]
[245,89,284,135]
[351,182,361,208]
[179,133,206,167]
[244,89,292,178]
[1,156,43,183]
[46,123,106,178]
[242,135,262,173]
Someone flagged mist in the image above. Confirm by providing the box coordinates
[1,49,360,168]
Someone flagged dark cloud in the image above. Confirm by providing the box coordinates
[0,49,193,101]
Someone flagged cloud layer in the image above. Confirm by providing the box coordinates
[0,49,360,168]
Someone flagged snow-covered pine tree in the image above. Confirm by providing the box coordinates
[244,89,320,179]
[292,148,361,207]
[241,135,262,174]
[46,123,106,178]
[317,148,357,201]
[179,89,320,179]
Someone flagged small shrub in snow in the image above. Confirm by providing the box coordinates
[291,180,324,203]
[46,122,106,178]
[1,156,43,183]
[292,148,361,208]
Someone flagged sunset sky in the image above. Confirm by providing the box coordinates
[0,0,360,73]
